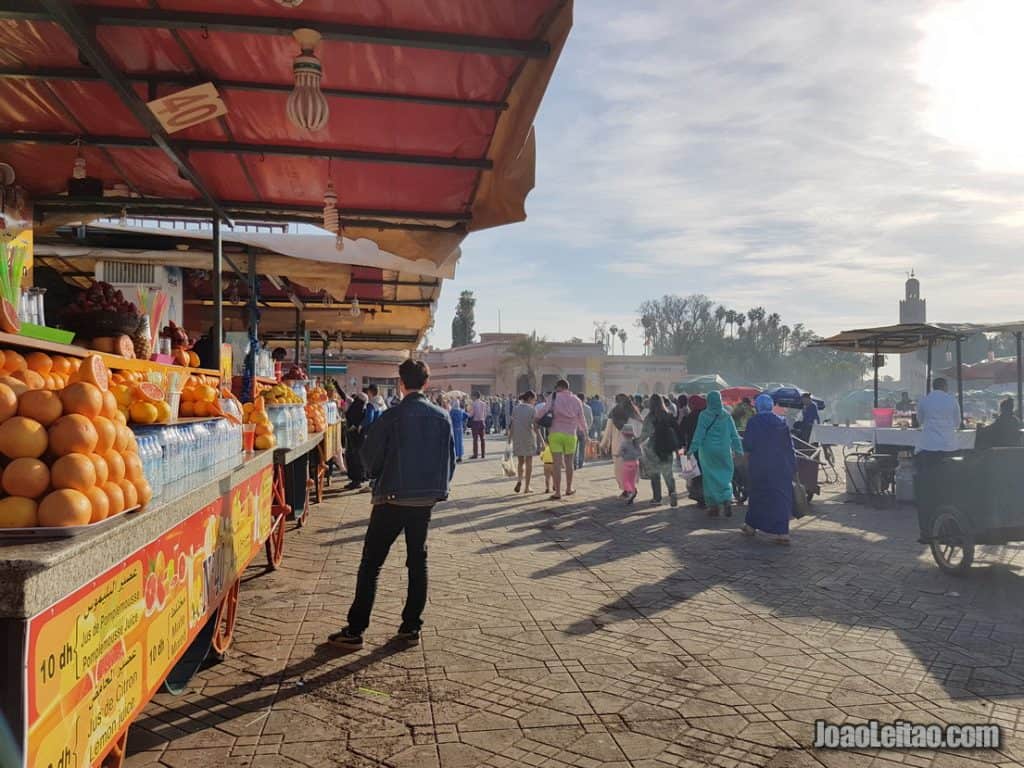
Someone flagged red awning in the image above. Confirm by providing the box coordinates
[0,0,572,261]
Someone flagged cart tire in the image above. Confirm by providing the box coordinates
[930,507,975,575]
[100,726,128,768]
[266,512,285,569]
[211,580,240,658]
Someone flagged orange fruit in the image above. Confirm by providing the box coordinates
[101,390,118,419]
[38,489,92,527]
[51,356,71,375]
[254,433,276,450]
[3,350,26,372]
[104,450,126,483]
[1,458,50,498]
[0,416,48,459]
[78,355,110,392]
[0,375,27,398]
[114,425,131,452]
[18,389,63,426]
[0,496,38,528]
[68,358,81,373]
[113,411,128,426]
[179,400,195,417]
[51,373,67,390]
[48,414,99,456]
[12,369,46,391]
[93,416,116,453]
[133,382,164,403]
[0,381,17,422]
[180,388,195,402]
[153,401,172,423]
[102,481,125,516]
[193,401,209,417]
[85,486,109,523]
[129,401,158,424]
[25,352,52,374]
[60,382,103,419]
[124,452,143,482]
[51,453,97,492]
[87,453,109,486]
[134,479,153,508]
[119,479,138,509]
[197,385,217,402]
[112,385,133,409]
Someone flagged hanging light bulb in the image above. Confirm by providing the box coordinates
[72,155,87,180]
[335,227,345,252]
[274,0,304,6]
[350,297,361,318]
[322,180,338,232]
[119,207,127,227]
[286,29,329,131]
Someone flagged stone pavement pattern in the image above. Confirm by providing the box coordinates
[126,438,1024,767]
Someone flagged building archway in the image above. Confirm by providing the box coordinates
[515,373,532,393]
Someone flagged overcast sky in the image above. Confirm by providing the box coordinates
[432,0,1024,354]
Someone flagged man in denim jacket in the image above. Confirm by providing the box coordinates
[329,359,455,649]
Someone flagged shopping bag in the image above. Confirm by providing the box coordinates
[792,476,811,519]
[680,454,702,480]
[500,445,517,477]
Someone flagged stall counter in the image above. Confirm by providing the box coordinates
[811,424,977,450]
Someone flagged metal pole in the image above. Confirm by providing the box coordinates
[293,308,300,363]
[955,337,964,427]
[873,342,879,408]
[926,339,933,394]
[1016,332,1023,419]
[322,336,328,381]
[243,249,257,402]
[212,215,222,373]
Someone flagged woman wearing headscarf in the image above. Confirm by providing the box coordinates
[640,394,681,506]
[688,391,743,517]
[602,393,642,496]
[343,392,368,490]
[741,394,795,543]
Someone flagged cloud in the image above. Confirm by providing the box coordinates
[435,0,1024,354]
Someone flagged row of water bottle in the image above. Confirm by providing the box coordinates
[134,420,244,495]
[267,404,308,450]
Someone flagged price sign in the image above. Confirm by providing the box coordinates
[147,82,227,134]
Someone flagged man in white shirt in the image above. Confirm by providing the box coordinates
[469,392,489,459]
[916,378,961,454]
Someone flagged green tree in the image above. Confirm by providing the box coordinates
[502,332,552,391]
[451,290,477,347]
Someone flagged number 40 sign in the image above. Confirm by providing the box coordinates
[147,82,227,133]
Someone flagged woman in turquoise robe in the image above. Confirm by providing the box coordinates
[688,390,743,516]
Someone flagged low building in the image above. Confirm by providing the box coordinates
[420,334,686,397]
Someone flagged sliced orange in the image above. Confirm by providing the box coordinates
[133,382,165,403]
[78,354,110,392]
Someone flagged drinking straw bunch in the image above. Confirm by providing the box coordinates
[0,241,26,305]
[137,286,169,350]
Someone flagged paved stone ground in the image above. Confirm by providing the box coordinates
[126,437,1024,767]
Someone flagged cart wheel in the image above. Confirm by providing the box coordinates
[930,507,975,575]
[100,726,128,768]
[266,511,286,569]
[211,580,240,658]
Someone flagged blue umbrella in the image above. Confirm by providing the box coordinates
[765,386,825,411]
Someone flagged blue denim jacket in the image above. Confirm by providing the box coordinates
[360,392,455,507]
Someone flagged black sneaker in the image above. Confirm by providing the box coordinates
[669,493,678,508]
[650,498,662,506]
[343,481,362,491]
[327,627,363,649]
[393,629,420,646]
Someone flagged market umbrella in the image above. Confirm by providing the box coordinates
[674,374,729,394]
[764,386,825,411]
[719,386,761,406]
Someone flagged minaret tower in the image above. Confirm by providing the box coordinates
[899,271,927,396]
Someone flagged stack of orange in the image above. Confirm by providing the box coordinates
[109,370,173,425]
[179,377,219,418]
[242,396,276,450]
[0,353,153,529]
[0,350,80,392]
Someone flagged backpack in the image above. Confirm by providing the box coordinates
[653,416,680,459]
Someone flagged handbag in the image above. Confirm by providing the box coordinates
[792,476,811,518]
[538,392,556,429]
[680,454,702,480]
[500,443,517,477]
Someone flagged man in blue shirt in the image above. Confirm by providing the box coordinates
[589,395,606,439]
[794,392,820,444]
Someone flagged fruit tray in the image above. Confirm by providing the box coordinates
[0,505,141,540]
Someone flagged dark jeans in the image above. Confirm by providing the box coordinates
[347,504,433,634]
[575,430,587,469]
[471,420,486,457]
[650,466,677,501]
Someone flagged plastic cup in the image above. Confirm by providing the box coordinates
[242,423,256,453]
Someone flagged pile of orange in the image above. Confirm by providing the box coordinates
[242,396,276,450]
[0,351,153,529]
[110,370,172,425]
[1,350,79,392]
[179,375,220,418]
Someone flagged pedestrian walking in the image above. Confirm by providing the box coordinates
[641,394,681,506]
[575,392,593,470]
[741,394,796,544]
[688,391,743,517]
[329,360,455,649]
[618,423,642,504]
[509,391,542,493]
[534,379,588,500]
[602,393,642,496]
[343,393,369,490]
[469,391,488,458]
[447,397,470,463]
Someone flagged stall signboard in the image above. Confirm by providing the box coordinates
[22,464,273,768]
[146,82,227,134]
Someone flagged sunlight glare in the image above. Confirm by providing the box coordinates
[916,0,1024,172]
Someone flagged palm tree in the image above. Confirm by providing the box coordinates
[725,309,737,338]
[618,329,627,355]
[608,325,619,354]
[735,313,747,335]
[502,332,551,391]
